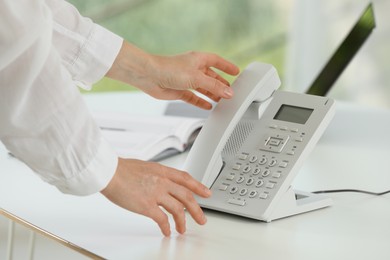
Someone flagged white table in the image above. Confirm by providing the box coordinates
[1,92,390,260]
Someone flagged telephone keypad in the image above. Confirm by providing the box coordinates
[218,151,294,204]
[215,124,305,208]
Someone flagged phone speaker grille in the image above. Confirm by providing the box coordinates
[222,121,254,156]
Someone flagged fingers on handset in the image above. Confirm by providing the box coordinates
[180,91,213,110]
[198,73,234,99]
[196,86,222,103]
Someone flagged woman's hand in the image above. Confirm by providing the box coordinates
[100,158,211,236]
[106,41,240,110]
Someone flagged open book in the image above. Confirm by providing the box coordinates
[93,112,204,161]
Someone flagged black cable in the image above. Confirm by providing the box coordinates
[312,189,390,196]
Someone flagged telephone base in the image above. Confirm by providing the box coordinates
[264,187,332,222]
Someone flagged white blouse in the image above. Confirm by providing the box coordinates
[0,0,123,195]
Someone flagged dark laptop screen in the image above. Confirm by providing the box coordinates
[305,3,376,96]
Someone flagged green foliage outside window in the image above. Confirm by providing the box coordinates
[69,0,289,92]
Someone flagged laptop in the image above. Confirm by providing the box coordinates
[305,2,376,96]
[165,2,376,117]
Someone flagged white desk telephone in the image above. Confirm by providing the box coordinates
[184,62,335,221]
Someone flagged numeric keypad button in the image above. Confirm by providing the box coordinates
[249,155,258,163]
[259,157,267,165]
[246,178,254,186]
[268,159,277,167]
[255,179,264,187]
[249,190,258,198]
[239,188,248,196]
[253,168,261,175]
[243,165,251,173]
[230,186,238,194]
[262,170,271,177]
[236,176,245,184]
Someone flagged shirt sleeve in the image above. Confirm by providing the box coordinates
[44,0,123,89]
[0,0,118,196]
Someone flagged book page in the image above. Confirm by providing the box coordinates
[93,112,204,160]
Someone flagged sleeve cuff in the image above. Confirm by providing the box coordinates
[54,137,118,196]
[73,24,123,90]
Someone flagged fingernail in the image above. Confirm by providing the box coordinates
[202,214,207,224]
[224,87,233,98]
[204,187,212,196]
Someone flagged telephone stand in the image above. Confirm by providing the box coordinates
[264,187,332,222]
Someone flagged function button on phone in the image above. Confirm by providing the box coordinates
[272,172,281,178]
[259,193,268,199]
[295,137,303,142]
[230,186,239,194]
[268,159,277,167]
[255,179,264,187]
[268,139,281,146]
[239,188,248,196]
[262,170,271,177]
[238,153,248,160]
[253,167,261,175]
[226,174,235,180]
[228,198,246,206]
[236,176,245,184]
[269,124,278,129]
[218,184,228,191]
[232,164,241,170]
[266,182,275,189]
[287,150,295,155]
[280,126,288,131]
[290,128,299,133]
[279,162,288,168]
[261,134,290,153]
[249,155,258,163]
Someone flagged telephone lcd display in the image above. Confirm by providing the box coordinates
[274,105,313,124]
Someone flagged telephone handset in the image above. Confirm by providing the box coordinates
[184,62,335,221]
